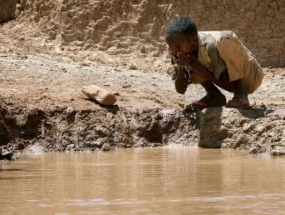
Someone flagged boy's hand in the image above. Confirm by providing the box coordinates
[176,52,196,66]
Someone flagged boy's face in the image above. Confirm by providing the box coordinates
[165,33,198,59]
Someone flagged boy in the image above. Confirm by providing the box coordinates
[165,16,264,110]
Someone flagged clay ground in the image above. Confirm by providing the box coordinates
[1,21,285,157]
[1,44,285,113]
[0,19,284,112]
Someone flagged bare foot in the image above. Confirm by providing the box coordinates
[184,94,226,111]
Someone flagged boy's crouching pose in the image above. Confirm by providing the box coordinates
[165,16,264,110]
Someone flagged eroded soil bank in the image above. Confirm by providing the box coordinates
[0,52,285,158]
[1,101,285,157]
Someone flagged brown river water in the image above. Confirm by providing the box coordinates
[1,146,285,215]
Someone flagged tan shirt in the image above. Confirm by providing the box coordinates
[198,32,226,79]
[172,31,264,93]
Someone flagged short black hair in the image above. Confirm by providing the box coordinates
[165,16,198,37]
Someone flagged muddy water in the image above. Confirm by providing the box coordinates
[1,147,285,215]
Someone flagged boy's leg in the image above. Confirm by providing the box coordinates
[217,69,250,108]
[200,81,227,106]
[184,80,226,111]
[225,78,250,108]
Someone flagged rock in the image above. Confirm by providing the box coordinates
[122,84,131,88]
[16,142,25,150]
[66,144,75,150]
[0,149,14,160]
[255,124,266,134]
[101,143,111,151]
[66,107,74,114]
[271,145,285,156]
[82,85,117,106]
[129,65,137,70]
[199,108,228,148]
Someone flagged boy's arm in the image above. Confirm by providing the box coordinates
[173,52,234,92]
[170,56,189,94]
[174,66,190,94]
[175,35,235,91]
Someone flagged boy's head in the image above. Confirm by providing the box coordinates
[165,16,198,37]
[165,16,198,58]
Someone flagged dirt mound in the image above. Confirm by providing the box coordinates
[0,0,282,74]
[17,0,168,52]
[5,0,282,69]
[11,0,172,72]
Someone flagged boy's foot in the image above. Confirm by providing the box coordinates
[225,99,251,109]
[184,94,226,111]
[184,101,209,111]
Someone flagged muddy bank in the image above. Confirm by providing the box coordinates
[1,102,285,157]
[0,104,199,153]
[0,1,285,160]
[199,108,285,155]
[0,51,285,157]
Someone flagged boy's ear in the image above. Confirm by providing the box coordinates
[191,35,198,45]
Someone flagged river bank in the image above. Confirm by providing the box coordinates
[0,50,285,158]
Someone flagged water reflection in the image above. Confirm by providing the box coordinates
[0,168,23,172]
[0,146,285,214]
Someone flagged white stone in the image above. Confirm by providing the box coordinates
[82,85,117,106]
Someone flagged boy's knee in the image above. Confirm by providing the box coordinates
[175,79,187,94]
[175,86,187,94]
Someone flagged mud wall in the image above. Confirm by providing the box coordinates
[0,0,17,23]
[12,0,285,67]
